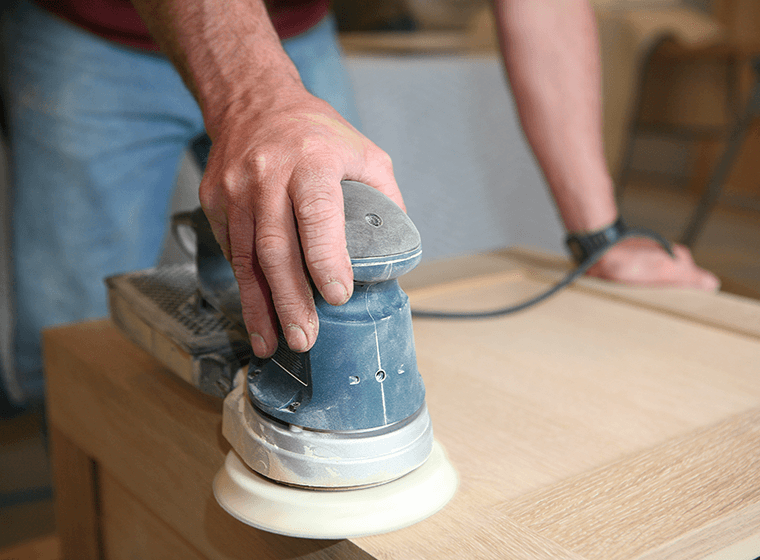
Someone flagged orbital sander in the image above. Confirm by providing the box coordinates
[107,181,457,539]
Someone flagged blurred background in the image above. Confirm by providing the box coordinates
[2,0,760,554]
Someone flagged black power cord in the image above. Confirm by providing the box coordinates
[411,228,673,320]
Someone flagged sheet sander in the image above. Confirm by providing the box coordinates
[106,180,457,539]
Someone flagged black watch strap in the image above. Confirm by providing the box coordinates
[565,218,628,264]
[565,217,674,265]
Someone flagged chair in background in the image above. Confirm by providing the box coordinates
[680,55,760,245]
[616,0,760,247]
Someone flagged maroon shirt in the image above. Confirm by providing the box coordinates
[35,0,331,51]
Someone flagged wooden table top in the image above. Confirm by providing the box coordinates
[44,248,760,560]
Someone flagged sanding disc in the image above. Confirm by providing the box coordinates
[213,440,458,539]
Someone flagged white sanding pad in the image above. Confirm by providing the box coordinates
[213,440,458,539]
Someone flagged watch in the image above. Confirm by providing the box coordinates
[565,217,629,265]
[565,217,675,265]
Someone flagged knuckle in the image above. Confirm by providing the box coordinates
[378,149,394,171]
[199,166,246,211]
[294,193,346,273]
[219,167,248,199]
[229,252,258,287]
[295,190,342,227]
[298,138,330,160]
[198,176,220,212]
[367,145,394,171]
[306,246,347,277]
[268,279,317,335]
[248,153,268,178]
[255,229,290,271]
[277,299,315,324]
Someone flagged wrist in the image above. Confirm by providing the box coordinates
[553,179,618,234]
[201,71,304,140]
[565,216,626,264]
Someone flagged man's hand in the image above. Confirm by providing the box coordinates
[132,0,718,363]
[586,238,720,291]
[199,91,401,358]
[127,0,402,358]
[492,0,721,292]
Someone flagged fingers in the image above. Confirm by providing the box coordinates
[253,181,319,354]
[290,167,353,308]
[226,205,280,358]
[201,173,280,358]
[589,238,720,292]
[196,96,402,358]
[669,244,721,291]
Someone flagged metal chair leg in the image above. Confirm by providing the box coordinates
[680,56,760,248]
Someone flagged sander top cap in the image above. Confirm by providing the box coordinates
[342,180,421,283]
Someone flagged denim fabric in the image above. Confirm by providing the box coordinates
[2,0,358,402]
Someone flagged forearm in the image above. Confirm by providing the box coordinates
[492,0,616,232]
[130,0,303,138]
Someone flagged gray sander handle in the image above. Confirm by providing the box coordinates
[170,180,422,325]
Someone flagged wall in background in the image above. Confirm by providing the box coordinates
[161,54,565,266]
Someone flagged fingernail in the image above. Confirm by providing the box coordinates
[321,280,349,305]
[250,333,271,358]
[286,324,308,352]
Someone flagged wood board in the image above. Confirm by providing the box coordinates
[45,251,760,559]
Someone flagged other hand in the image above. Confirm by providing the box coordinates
[586,238,720,291]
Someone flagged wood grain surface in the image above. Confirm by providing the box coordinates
[49,428,100,560]
[45,251,760,559]
[493,247,760,340]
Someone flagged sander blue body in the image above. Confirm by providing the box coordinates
[195,181,457,537]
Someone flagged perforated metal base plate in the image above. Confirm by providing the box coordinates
[212,440,458,539]
[106,265,250,396]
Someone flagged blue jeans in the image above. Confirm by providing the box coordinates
[2,0,359,403]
